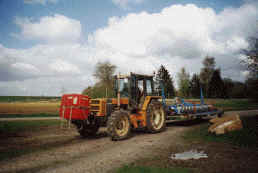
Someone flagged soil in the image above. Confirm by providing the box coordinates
[0,115,257,173]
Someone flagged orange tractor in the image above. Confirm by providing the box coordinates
[60,73,166,140]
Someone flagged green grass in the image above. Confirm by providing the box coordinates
[0,120,60,134]
[0,113,59,118]
[213,99,258,111]
[183,116,257,148]
[115,165,191,173]
[0,96,60,102]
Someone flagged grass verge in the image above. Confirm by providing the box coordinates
[214,99,258,111]
[115,165,191,173]
[183,116,257,148]
[0,120,59,134]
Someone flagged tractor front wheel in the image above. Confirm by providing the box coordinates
[146,100,166,133]
[107,110,131,141]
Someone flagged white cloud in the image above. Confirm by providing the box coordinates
[24,0,58,5]
[112,0,145,9]
[49,59,81,74]
[11,62,40,74]
[14,14,81,43]
[91,3,257,80]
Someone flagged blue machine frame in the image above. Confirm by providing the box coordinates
[160,84,223,120]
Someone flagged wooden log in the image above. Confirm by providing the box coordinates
[208,114,243,135]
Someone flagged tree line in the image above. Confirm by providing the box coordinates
[83,38,258,101]
[176,56,253,99]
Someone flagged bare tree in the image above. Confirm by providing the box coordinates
[83,61,117,98]
[93,61,116,87]
[242,37,258,77]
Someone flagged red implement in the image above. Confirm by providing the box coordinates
[60,94,90,120]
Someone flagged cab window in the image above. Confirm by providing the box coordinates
[146,80,152,95]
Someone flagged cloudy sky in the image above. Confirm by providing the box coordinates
[0,0,257,96]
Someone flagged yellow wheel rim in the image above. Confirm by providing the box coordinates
[115,116,129,137]
[151,107,164,130]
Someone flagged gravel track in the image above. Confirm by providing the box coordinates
[0,125,189,173]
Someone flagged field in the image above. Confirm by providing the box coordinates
[0,102,59,117]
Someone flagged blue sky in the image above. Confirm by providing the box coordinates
[0,0,244,48]
[0,0,257,96]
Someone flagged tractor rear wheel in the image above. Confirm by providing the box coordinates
[77,121,100,138]
[146,100,166,133]
[107,110,131,141]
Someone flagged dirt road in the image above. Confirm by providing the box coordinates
[0,123,192,173]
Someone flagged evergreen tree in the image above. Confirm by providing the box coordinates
[190,73,201,98]
[231,81,247,98]
[155,65,175,98]
[223,78,234,98]
[208,69,225,98]
[177,67,190,97]
[246,78,258,101]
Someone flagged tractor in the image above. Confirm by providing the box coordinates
[60,73,166,140]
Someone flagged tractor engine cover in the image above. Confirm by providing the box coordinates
[60,94,90,120]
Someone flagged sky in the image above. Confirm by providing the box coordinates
[0,0,257,96]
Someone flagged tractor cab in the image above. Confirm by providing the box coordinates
[114,73,155,110]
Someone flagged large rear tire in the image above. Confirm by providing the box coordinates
[77,121,100,138]
[107,110,131,141]
[146,100,166,133]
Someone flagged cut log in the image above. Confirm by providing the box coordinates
[208,114,243,135]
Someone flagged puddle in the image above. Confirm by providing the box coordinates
[171,150,208,160]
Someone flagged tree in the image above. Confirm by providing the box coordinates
[190,73,201,98]
[246,78,258,101]
[155,65,175,98]
[223,78,248,98]
[242,37,258,101]
[93,61,116,87]
[208,69,225,98]
[177,67,190,97]
[242,37,258,77]
[231,81,247,98]
[82,61,117,98]
[200,56,216,97]
[223,78,234,98]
